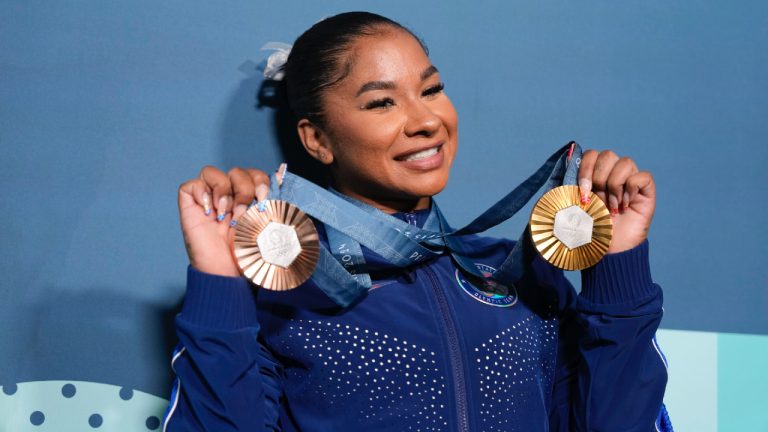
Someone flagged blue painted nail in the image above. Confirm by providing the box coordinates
[229,219,237,227]
[217,213,226,222]
[204,208,211,216]
[257,202,267,212]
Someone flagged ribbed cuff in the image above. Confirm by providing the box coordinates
[181,265,259,330]
[580,240,655,304]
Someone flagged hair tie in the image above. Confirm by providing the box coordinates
[261,42,292,81]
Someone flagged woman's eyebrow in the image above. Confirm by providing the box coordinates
[356,65,440,97]
[420,65,438,81]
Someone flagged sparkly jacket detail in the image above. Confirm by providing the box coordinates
[164,209,671,431]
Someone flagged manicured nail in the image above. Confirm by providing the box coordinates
[255,183,270,202]
[229,219,238,227]
[257,201,267,212]
[217,196,230,221]
[202,193,212,216]
[608,195,619,216]
[623,192,630,210]
[277,163,287,186]
[248,199,258,209]
[578,178,591,204]
[233,204,247,220]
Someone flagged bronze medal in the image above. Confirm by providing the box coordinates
[233,200,319,290]
[529,185,612,270]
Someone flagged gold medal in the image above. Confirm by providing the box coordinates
[233,200,319,290]
[529,185,612,270]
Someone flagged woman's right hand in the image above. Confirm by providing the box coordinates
[177,165,282,277]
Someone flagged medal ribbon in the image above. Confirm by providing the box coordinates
[267,142,582,307]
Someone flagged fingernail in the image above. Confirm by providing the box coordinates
[623,192,630,208]
[233,204,247,219]
[257,201,267,212]
[229,219,238,227]
[608,196,619,215]
[277,163,287,186]
[255,183,270,202]
[248,199,258,209]
[578,178,591,204]
[203,193,212,216]
[217,196,229,221]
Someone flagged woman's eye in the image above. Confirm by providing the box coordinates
[422,82,445,98]
[364,98,395,110]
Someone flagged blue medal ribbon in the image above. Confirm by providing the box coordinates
[266,142,582,307]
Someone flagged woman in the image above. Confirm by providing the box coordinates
[166,12,670,431]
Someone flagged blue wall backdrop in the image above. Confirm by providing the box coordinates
[1,1,766,430]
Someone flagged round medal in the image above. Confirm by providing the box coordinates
[233,200,320,290]
[529,185,612,270]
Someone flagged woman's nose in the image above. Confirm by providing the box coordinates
[403,101,440,137]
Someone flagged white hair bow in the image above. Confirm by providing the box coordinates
[261,42,292,81]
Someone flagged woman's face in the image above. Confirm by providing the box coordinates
[314,28,458,213]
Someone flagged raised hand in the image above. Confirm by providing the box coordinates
[178,165,280,277]
[578,150,656,254]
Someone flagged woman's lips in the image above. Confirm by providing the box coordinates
[394,144,444,170]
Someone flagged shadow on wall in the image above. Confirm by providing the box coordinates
[6,287,182,399]
[217,63,327,185]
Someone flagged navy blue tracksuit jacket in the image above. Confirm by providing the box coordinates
[164,208,671,431]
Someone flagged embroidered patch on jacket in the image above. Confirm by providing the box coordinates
[455,264,517,307]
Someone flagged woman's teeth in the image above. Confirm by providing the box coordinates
[403,146,439,161]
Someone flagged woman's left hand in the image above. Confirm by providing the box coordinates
[578,149,656,254]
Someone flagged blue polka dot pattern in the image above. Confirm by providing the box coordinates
[145,415,160,430]
[89,413,103,428]
[2,383,18,395]
[119,387,134,400]
[62,383,77,398]
[0,381,169,431]
[30,410,45,425]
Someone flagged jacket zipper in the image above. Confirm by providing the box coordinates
[424,265,470,432]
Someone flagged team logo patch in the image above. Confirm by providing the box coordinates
[455,264,517,307]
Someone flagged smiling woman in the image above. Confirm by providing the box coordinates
[296,28,457,213]
[166,11,671,432]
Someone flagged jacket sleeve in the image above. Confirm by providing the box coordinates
[162,266,283,431]
[548,240,671,432]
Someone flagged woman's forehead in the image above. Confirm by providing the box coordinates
[342,30,433,84]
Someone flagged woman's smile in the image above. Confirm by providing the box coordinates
[393,142,445,170]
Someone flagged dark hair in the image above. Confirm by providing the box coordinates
[282,12,427,127]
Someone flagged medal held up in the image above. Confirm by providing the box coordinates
[231,142,613,304]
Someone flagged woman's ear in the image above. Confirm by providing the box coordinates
[297,119,334,165]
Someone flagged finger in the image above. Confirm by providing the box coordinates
[229,168,257,206]
[276,163,287,186]
[199,166,233,222]
[245,168,271,203]
[591,150,620,195]
[625,171,656,205]
[578,149,599,204]
[605,157,639,214]
[178,178,213,216]
[230,168,272,228]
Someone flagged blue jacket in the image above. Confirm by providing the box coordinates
[164,208,672,431]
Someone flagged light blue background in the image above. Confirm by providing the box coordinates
[1,0,766,423]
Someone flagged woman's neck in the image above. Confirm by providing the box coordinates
[331,184,431,215]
